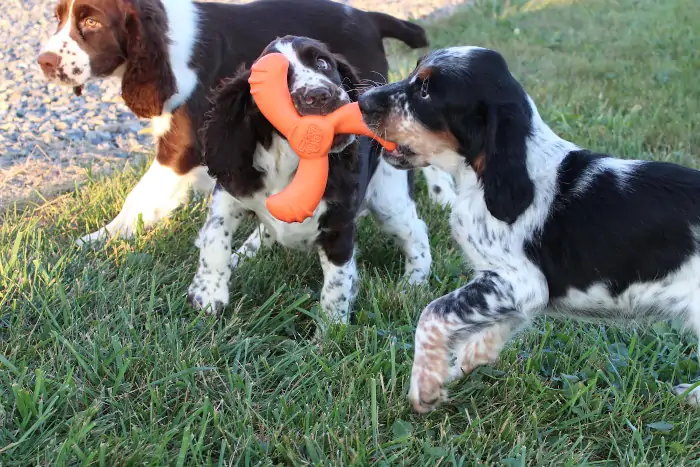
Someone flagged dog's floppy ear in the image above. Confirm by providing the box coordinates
[479,102,534,224]
[200,67,272,198]
[121,0,176,118]
[334,54,362,102]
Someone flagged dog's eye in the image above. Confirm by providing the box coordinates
[316,58,329,71]
[420,77,430,99]
[83,17,101,29]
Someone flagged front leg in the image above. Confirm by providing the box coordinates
[77,160,214,245]
[317,225,359,325]
[187,185,245,315]
[409,271,543,413]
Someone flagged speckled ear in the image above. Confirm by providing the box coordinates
[120,0,176,118]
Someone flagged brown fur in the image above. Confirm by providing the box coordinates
[121,0,176,118]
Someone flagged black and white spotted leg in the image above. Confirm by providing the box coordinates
[187,185,245,315]
[231,224,275,269]
[408,271,542,413]
[318,247,359,325]
[367,159,432,284]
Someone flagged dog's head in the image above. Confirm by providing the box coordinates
[258,35,361,151]
[37,0,175,118]
[201,36,362,195]
[358,46,535,224]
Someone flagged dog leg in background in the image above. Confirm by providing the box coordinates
[420,166,456,207]
[188,184,245,315]
[367,159,432,284]
[408,271,541,413]
[230,224,276,268]
[77,159,214,245]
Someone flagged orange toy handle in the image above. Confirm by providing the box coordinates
[249,53,298,137]
[265,157,329,223]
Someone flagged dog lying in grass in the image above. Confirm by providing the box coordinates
[358,45,700,413]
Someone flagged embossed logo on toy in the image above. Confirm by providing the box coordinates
[297,124,325,155]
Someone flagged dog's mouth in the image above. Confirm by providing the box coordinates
[382,145,420,170]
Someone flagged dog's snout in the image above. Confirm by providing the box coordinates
[37,51,60,73]
[358,93,381,116]
[295,87,332,107]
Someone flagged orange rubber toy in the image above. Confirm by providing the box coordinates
[248,53,397,223]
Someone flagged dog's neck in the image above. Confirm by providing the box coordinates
[159,0,199,113]
[522,95,579,180]
[148,0,199,137]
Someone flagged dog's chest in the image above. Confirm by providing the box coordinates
[451,173,519,269]
[239,136,326,249]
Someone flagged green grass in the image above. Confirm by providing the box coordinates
[2,0,700,464]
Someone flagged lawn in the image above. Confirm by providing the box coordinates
[2,0,700,464]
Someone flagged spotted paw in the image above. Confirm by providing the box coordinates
[408,365,447,414]
[187,276,229,315]
[404,268,429,286]
[672,383,700,406]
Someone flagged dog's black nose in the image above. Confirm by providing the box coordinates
[297,87,331,107]
[37,51,60,73]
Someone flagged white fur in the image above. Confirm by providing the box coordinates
[160,0,200,113]
[572,157,642,196]
[77,160,214,245]
[420,166,456,207]
[39,0,91,86]
[366,158,432,284]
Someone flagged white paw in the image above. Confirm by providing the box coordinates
[76,229,109,246]
[673,383,700,406]
[76,222,134,246]
[404,267,429,286]
[187,274,229,315]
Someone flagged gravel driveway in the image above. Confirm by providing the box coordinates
[0,0,467,211]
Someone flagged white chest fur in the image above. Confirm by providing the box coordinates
[238,135,327,250]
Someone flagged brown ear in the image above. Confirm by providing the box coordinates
[121,0,176,118]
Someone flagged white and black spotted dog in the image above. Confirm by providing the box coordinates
[358,46,700,412]
[187,36,432,323]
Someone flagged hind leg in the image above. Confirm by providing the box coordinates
[420,166,456,207]
[671,308,700,405]
[367,159,432,284]
[230,224,275,269]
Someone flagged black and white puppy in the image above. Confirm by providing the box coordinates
[187,36,432,323]
[359,46,700,412]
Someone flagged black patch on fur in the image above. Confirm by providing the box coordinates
[524,150,700,299]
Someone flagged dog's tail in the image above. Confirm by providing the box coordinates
[368,12,429,49]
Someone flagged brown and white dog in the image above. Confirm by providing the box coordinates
[37,0,457,245]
